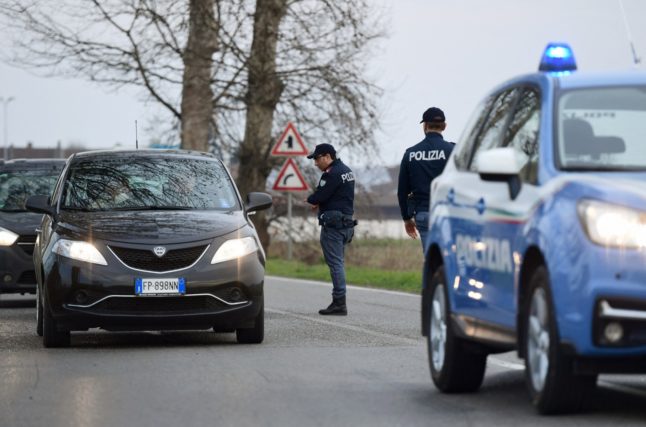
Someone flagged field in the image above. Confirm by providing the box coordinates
[266,238,424,293]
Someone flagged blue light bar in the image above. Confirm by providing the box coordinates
[539,42,577,72]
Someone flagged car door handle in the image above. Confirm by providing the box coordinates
[476,198,486,215]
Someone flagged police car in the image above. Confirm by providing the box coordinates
[423,43,646,414]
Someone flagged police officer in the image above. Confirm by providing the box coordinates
[397,107,454,249]
[306,143,356,315]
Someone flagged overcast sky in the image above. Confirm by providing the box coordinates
[1,0,645,166]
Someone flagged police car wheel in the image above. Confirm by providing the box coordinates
[36,286,43,337]
[523,266,595,414]
[428,266,486,392]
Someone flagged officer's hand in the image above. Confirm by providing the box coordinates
[404,219,417,239]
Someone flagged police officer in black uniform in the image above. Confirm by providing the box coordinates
[398,107,454,250]
[306,143,356,315]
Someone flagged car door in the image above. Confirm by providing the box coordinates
[475,87,542,329]
[447,87,520,323]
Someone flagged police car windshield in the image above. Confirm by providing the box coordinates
[61,157,240,212]
[0,169,61,212]
[557,86,646,171]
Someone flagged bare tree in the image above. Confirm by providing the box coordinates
[0,0,385,246]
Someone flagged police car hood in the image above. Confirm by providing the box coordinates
[57,210,247,244]
[0,211,44,236]
[556,173,646,209]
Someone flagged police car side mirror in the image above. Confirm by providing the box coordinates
[476,147,526,200]
[245,192,273,214]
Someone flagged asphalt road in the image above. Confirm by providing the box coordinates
[1,276,645,427]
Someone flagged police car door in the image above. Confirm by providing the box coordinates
[476,87,541,330]
[448,88,520,327]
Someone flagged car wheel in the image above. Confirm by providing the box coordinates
[236,301,264,344]
[523,266,595,414]
[36,286,43,337]
[428,266,486,392]
[42,297,70,348]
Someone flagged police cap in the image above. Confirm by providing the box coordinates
[307,143,336,159]
[420,107,446,124]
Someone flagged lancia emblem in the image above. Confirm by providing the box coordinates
[153,246,167,258]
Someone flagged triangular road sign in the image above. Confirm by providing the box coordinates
[271,122,308,156]
[272,158,309,191]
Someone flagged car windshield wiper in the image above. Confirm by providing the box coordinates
[109,206,194,211]
[61,206,96,212]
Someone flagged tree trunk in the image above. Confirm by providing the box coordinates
[180,0,218,151]
[238,0,288,249]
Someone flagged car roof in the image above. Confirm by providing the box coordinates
[0,158,66,172]
[490,70,646,94]
[70,149,219,162]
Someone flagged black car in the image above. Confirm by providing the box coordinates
[0,159,65,295]
[26,150,272,348]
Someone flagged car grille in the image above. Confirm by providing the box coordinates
[93,295,225,315]
[109,245,208,272]
[17,235,37,255]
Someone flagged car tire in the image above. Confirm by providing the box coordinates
[236,301,264,344]
[36,286,43,337]
[428,266,487,392]
[523,266,596,414]
[42,297,70,348]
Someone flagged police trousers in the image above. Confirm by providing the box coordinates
[320,226,354,299]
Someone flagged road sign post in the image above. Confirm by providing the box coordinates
[271,124,309,260]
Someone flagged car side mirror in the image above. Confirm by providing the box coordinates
[245,192,273,214]
[25,195,56,216]
[476,147,527,200]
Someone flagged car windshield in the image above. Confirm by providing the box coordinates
[557,86,646,171]
[61,157,240,211]
[0,168,62,212]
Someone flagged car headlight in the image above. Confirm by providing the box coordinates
[52,239,108,265]
[211,237,258,264]
[578,199,646,248]
[0,227,19,246]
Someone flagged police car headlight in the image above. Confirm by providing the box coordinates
[578,200,646,248]
[211,237,258,264]
[52,239,108,265]
[0,227,19,246]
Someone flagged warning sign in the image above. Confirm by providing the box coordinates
[272,158,309,191]
[270,122,308,156]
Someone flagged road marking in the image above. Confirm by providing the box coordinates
[266,307,422,346]
[489,357,524,370]
[266,275,420,298]
[489,357,646,397]
[599,381,646,398]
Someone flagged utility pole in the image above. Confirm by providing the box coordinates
[0,96,15,160]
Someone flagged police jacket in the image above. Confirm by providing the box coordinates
[397,132,454,220]
[307,158,355,216]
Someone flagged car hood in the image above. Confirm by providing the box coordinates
[56,210,248,244]
[0,211,44,236]
[555,173,646,210]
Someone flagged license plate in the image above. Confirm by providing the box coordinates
[135,278,186,295]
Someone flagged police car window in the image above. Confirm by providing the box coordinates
[453,96,494,170]
[503,88,540,183]
[558,86,646,170]
[469,88,520,172]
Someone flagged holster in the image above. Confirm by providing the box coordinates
[319,210,357,229]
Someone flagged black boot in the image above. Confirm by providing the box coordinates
[319,296,347,316]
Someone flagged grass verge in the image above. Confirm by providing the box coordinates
[266,258,422,294]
